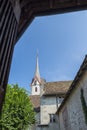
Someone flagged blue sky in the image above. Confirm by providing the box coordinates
[8,10,87,92]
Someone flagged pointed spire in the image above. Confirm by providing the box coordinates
[34,52,41,83]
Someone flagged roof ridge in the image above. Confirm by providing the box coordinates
[46,80,72,83]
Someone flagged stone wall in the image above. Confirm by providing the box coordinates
[58,72,87,130]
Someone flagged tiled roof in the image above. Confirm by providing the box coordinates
[44,81,72,96]
[29,95,40,109]
[29,81,72,111]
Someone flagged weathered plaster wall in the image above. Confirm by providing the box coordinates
[59,72,87,130]
[40,96,59,130]
[41,96,57,124]
[41,105,57,124]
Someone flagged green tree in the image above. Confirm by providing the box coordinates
[0,84,35,130]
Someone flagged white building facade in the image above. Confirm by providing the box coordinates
[30,55,72,130]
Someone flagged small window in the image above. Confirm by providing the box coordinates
[50,115,52,122]
[50,114,56,123]
[35,87,37,92]
[53,116,56,122]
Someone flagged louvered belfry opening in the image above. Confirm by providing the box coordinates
[0,0,18,112]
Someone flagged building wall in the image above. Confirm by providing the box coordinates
[31,96,60,130]
[58,72,87,130]
[41,105,57,124]
[41,96,57,124]
[40,96,59,130]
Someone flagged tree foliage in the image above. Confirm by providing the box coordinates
[0,84,35,130]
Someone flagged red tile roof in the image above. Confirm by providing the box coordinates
[29,95,40,109]
[29,81,72,110]
[44,81,72,96]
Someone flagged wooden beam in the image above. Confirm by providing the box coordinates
[17,0,87,40]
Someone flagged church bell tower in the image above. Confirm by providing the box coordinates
[31,54,41,95]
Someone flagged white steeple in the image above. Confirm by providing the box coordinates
[31,53,41,95]
[34,53,41,83]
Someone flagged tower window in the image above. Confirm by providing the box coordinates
[35,87,37,92]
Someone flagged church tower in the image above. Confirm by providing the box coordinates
[31,54,41,95]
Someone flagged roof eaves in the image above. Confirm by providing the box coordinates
[43,92,66,97]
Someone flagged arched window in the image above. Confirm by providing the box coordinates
[35,87,37,92]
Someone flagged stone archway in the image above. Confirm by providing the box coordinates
[1,0,87,113]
